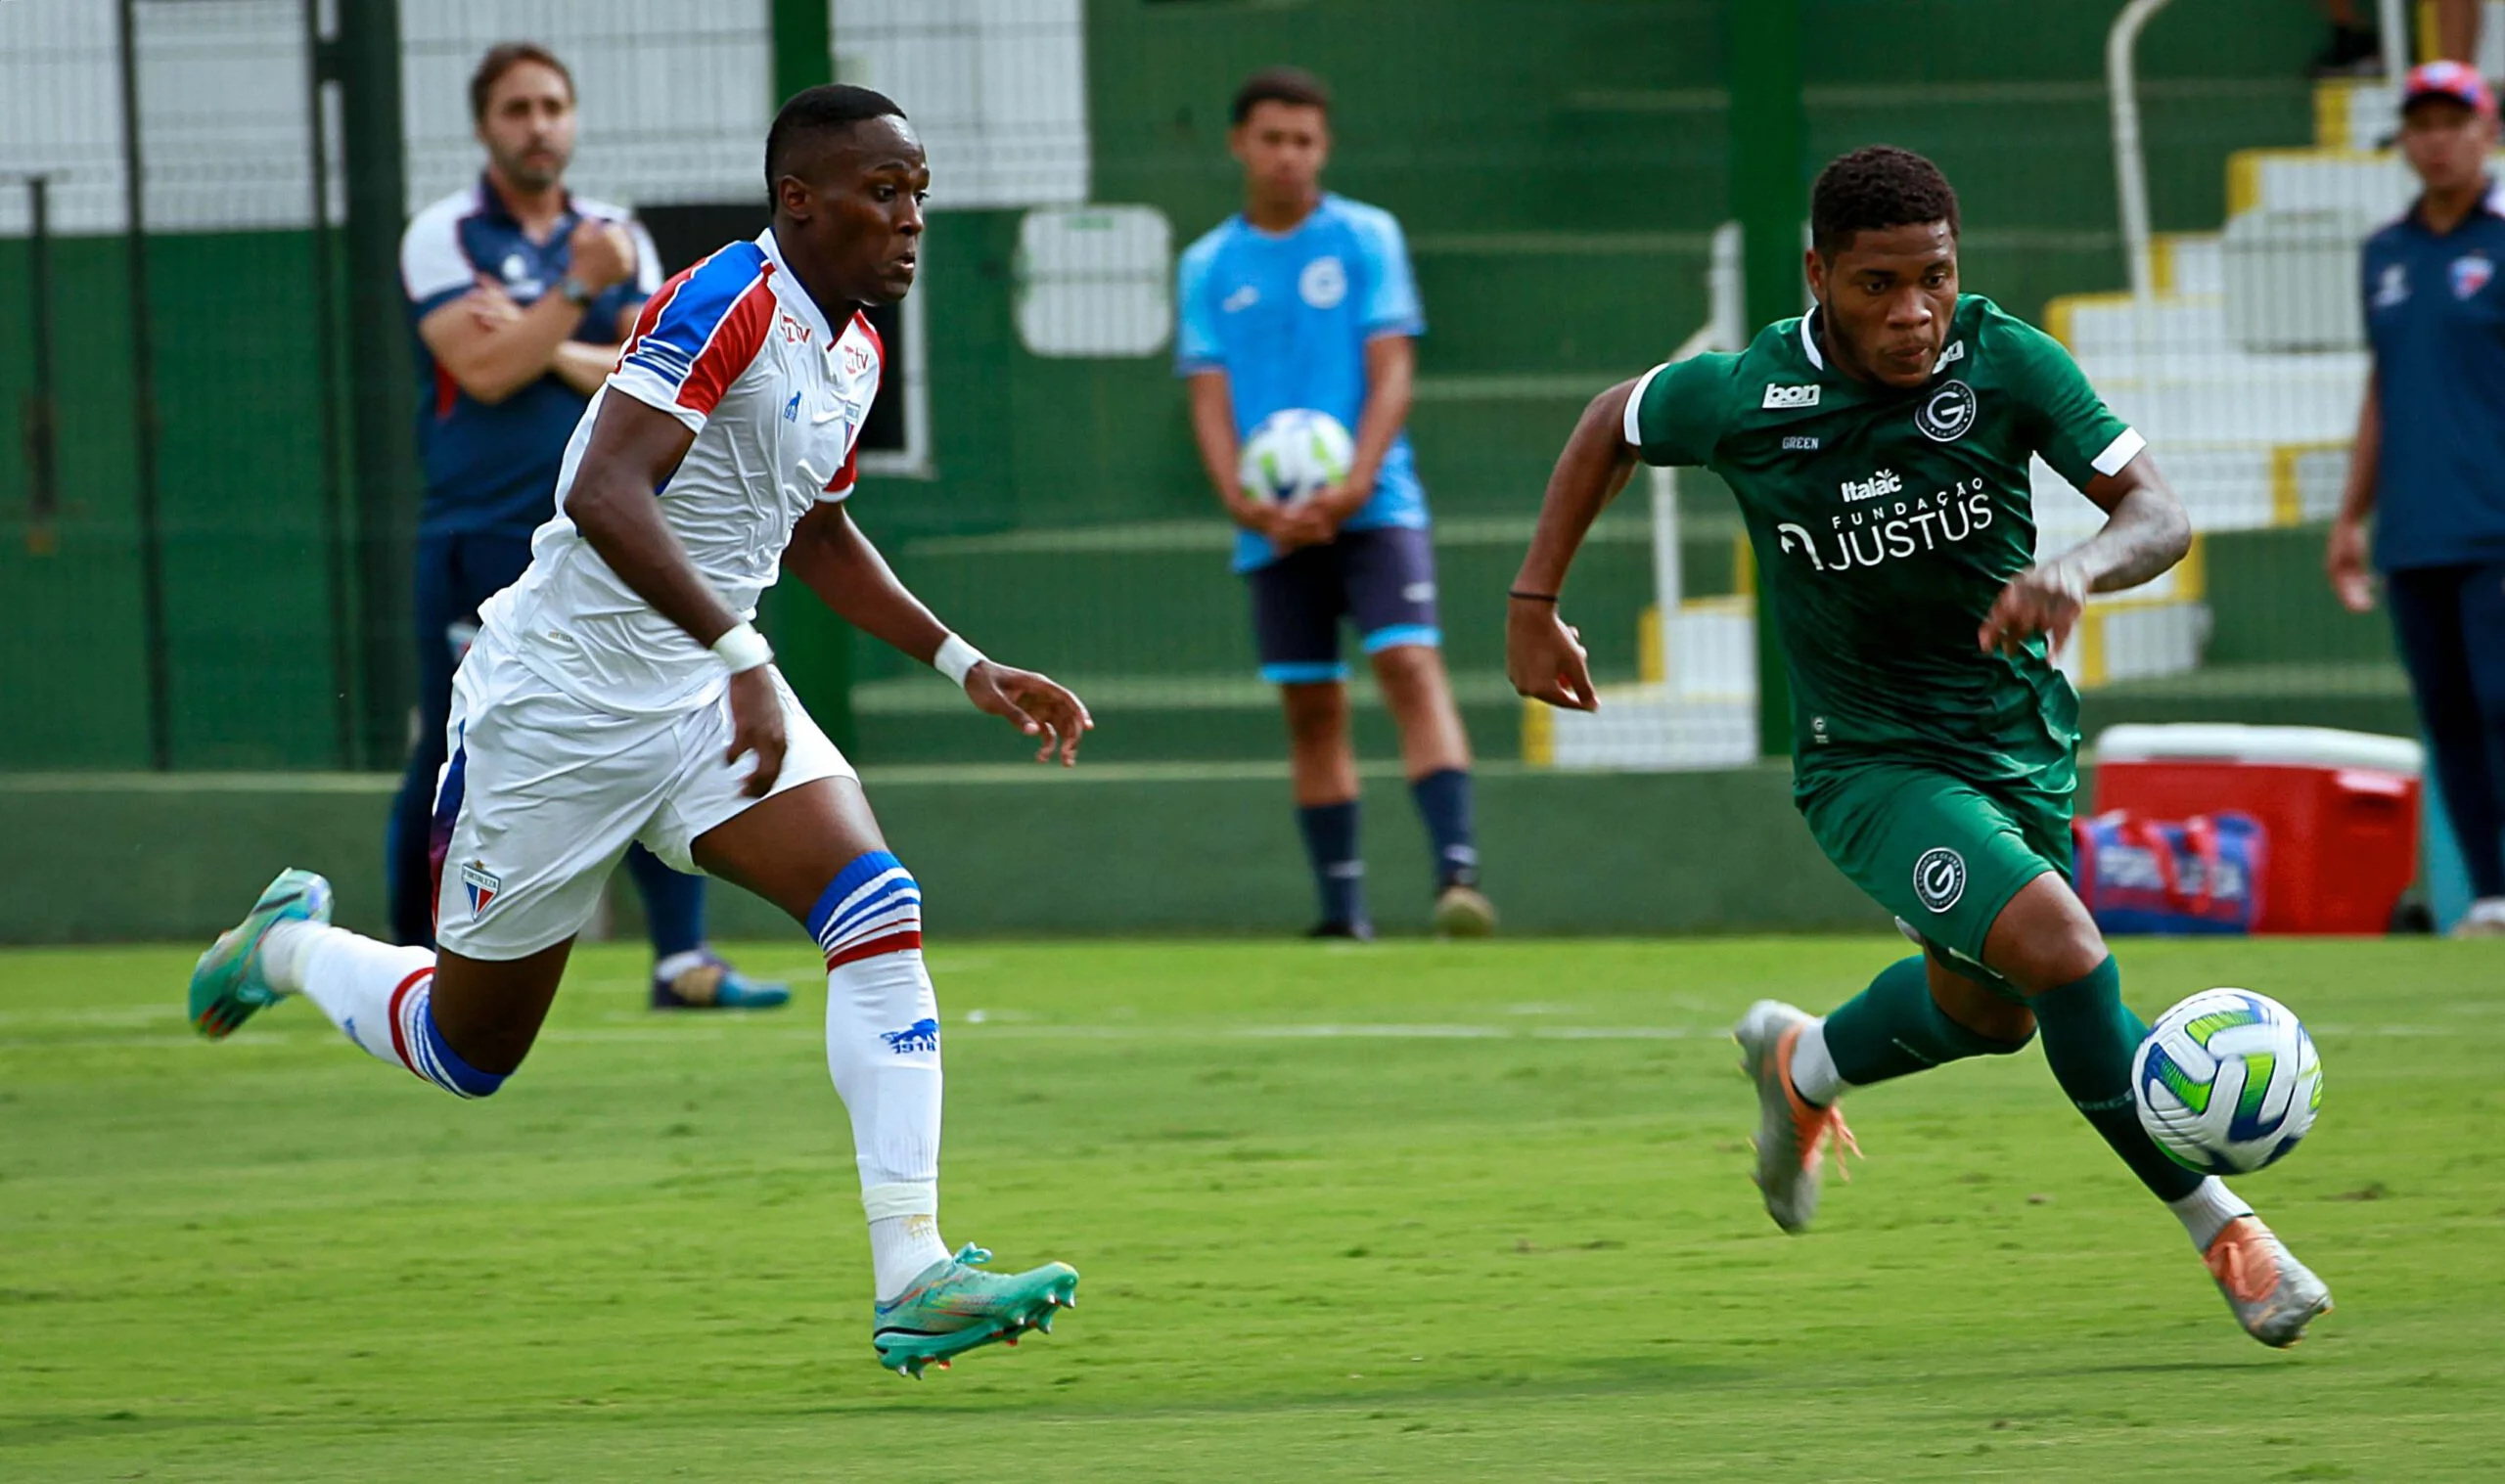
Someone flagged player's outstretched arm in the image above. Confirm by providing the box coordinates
[1506,378,1644,711]
[784,503,1093,766]
[1979,452,2192,657]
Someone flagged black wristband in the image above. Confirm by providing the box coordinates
[1507,589,1560,604]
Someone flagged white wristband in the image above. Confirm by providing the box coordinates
[933,633,986,687]
[709,621,774,675]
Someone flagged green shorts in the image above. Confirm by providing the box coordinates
[1796,758,2075,996]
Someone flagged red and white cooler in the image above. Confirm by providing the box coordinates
[2090,724,2423,936]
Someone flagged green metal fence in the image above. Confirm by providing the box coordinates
[0,0,2409,779]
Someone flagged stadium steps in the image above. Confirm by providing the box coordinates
[857,514,1755,766]
[849,668,1533,768]
[2021,75,2454,730]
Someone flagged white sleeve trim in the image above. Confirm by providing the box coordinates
[398,198,476,303]
[2089,427,2147,478]
[1622,362,1670,446]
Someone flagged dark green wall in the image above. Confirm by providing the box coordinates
[0,764,1882,945]
[1,1,2335,773]
[0,232,347,773]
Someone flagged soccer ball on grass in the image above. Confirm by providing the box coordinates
[2132,988,2322,1176]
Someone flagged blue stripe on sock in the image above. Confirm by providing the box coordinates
[806,851,906,943]
[818,874,922,950]
[416,991,505,1099]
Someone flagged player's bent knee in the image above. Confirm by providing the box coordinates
[807,849,926,970]
[1983,873,2109,995]
[1931,968,2039,1049]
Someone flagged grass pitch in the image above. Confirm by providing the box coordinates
[3,935,2500,1481]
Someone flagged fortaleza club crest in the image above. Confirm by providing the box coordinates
[2452,253,2493,300]
[1913,847,1967,913]
[460,860,502,917]
[1914,379,1978,442]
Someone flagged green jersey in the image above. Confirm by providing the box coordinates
[1627,294,2141,783]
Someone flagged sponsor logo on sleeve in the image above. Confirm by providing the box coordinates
[1762,382,1821,410]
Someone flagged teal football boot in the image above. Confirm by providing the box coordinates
[872,1245,1079,1378]
[189,868,333,1039]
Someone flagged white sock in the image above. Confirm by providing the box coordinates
[2165,1177,2254,1251]
[264,922,426,1066]
[652,949,710,984]
[813,854,949,1300]
[867,1196,950,1300]
[1789,1018,1851,1106]
[263,921,502,1097]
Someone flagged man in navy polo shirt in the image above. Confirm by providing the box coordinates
[393,41,786,1005]
[2331,60,2505,937]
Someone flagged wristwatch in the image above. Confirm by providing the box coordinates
[558,274,594,307]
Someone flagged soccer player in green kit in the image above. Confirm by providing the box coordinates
[1506,147,2331,1347]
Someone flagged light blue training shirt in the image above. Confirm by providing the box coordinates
[1175,193,1430,572]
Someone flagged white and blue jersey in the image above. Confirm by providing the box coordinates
[1175,193,1429,573]
[399,177,662,538]
[480,228,883,717]
[2361,178,2505,571]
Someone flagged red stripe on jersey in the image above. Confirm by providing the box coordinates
[824,928,923,970]
[675,274,778,417]
[824,312,883,495]
[824,442,858,497]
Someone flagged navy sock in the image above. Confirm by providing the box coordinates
[2032,956,2205,1202]
[625,844,706,961]
[1408,768,1480,888]
[1296,800,1367,927]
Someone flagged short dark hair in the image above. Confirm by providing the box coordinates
[765,83,908,189]
[470,42,572,122]
[1810,146,1961,259]
[1231,67,1330,126]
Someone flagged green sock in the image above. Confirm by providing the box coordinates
[2030,956,2204,1202]
[1820,955,2029,1088]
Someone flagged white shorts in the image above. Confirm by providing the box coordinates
[430,636,853,961]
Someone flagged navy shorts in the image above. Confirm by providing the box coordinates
[1246,524,1441,685]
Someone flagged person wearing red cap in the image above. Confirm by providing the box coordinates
[2330,62,2505,936]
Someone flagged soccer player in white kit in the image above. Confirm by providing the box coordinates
[187,86,1087,1379]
